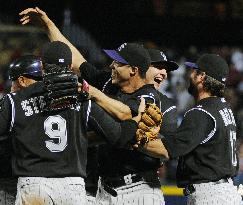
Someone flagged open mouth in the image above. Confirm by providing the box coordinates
[154,76,163,84]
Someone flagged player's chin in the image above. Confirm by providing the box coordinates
[153,82,161,90]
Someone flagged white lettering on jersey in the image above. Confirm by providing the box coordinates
[219,108,236,127]
[21,100,33,116]
[21,96,46,117]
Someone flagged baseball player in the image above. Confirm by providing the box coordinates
[0,55,43,205]
[19,8,178,205]
[139,54,242,205]
[0,41,144,205]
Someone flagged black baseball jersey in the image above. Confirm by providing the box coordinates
[0,82,136,178]
[79,62,178,177]
[0,134,17,195]
[162,97,238,187]
[80,62,118,95]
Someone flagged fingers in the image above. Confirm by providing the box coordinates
[20,15,30,25]
[138,97,145,113]
[19,8,37,16]
[19,8,38,25]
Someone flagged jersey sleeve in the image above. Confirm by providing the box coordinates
[162,109,215,159]
[160,105,177,136]
[0,95,12,137]
[87,101,137,147]
[79,62,111,89]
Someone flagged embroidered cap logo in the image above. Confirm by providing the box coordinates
[118,43,127,51]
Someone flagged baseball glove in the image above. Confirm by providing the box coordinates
[43,64,89,111]
[136,103,162,145]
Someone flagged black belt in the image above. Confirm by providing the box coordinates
[102,174,143,188]
[101,174,144,197]
[183,178,230,196]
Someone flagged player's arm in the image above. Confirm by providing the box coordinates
[89,85,132,120]
[86,131,106,146]
[135,139,169,159]
[160,109,214,159]
[19,7,86,72]
[135,109,211,159]
[0,95,12,137]
[87,101,137,147]
[160,105,178,135]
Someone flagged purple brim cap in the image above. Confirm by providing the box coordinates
[103,49,128,64]
[184,62,198,69]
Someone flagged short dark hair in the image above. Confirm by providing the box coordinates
[137,67,147,78]
[43,63,70,74]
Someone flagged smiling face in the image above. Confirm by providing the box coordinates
[110,60,132,86]
[145,64,168,90]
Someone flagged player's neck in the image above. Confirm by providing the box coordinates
[121,77,146,93]
[197,91,214,102]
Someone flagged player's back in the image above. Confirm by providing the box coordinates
[8,82,88,178]
[177,97,238,186]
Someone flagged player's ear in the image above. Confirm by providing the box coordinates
[17,76,28,88]
[130,66,139,76]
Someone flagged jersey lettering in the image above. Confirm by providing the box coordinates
[44,115,68,152]
[219,108,236,127]
[21,97,46,116]
[21,100,33,116]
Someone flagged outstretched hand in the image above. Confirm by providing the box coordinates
[19,7,51,29]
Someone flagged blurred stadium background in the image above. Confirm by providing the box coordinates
[1,0,243,204]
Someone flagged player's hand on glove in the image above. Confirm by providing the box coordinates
[135,102,163,146]
[132,97,146,123]
[43,66,89,111]
[19,7,51,29]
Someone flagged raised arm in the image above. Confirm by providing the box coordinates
[19,7,86,72]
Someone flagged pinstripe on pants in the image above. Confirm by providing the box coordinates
[15,177,87,205]
[96,178,165,205]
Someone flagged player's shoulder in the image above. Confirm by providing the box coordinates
[0,94,12,112]
[195,97,229,112]
[184,98,220,120]
[14,82,44,98]
[134,84,159,98]
[159,92,176,107]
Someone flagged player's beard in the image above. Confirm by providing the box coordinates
[188,80,199,98]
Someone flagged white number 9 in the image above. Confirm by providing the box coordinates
[44,115,68,152]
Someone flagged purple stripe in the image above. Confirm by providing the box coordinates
[103,50,128,64]
[184,62,198,69]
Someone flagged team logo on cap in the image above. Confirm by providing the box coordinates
[160,52,167,61]
[118,43,127,51]
[59,59,64,63]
